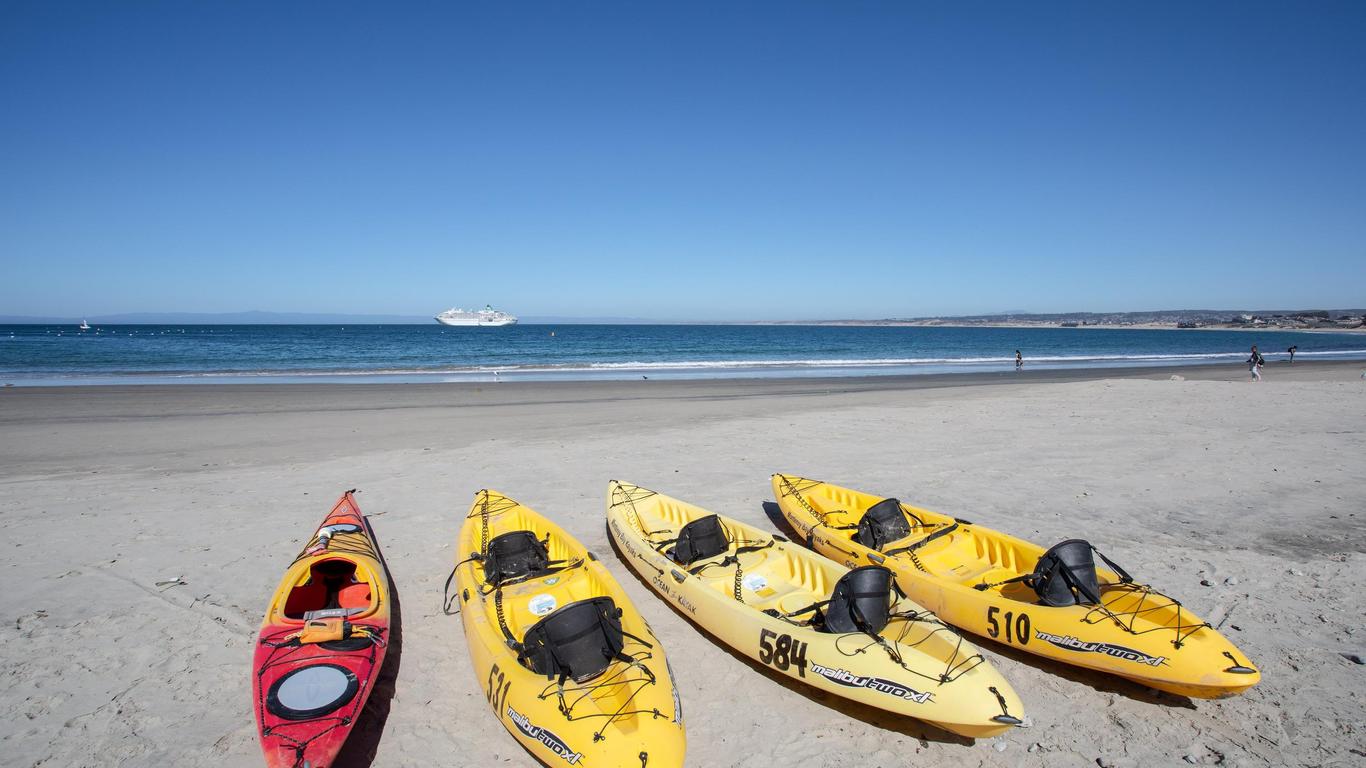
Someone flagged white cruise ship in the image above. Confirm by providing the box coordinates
[434,304,518,326]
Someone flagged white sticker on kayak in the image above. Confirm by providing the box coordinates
[528,594,558,616]
[742,573,768,592]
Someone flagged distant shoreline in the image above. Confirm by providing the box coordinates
[754,320,1366,333]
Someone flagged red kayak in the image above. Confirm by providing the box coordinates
[252,491,392,768]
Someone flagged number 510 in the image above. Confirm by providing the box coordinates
[986,606,1031,645]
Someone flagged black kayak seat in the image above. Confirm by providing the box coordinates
[1031,539,1102,606]
[519,596,627,682]
[822,565,895,634]
[483,530,551,587]
[671,514,729,566]
[853,498,912,551]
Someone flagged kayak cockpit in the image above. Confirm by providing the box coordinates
[283,559,375,620]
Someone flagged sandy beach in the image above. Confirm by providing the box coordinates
[3,360,1364,767]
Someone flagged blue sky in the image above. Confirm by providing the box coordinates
[2,1,1363,321]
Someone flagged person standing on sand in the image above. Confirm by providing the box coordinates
[1247,345,1264,381]
[1288,345,1297,363]
[1015,350,1023,371]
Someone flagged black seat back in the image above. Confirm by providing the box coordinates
[822,565,894,634]
[853,498,912,551]
[671,514,729,566]
[1032,539,1101,606]
[519,597,626,682]
[483,530,550,587]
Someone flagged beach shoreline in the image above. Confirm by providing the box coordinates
[4,355,1364,389]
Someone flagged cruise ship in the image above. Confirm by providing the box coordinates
[434,305,518,326]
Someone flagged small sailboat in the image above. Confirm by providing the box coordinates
[79,320,91,330]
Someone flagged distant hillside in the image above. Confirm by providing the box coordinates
[905,309,1366,323]
[761,308,1366,331]
[519,316,667,324]
[0,311,670,325]
[884,309,1366,331]
[3,308,1363,328]
[0,311,431,325]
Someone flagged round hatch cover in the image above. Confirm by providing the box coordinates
[266,663,359,721]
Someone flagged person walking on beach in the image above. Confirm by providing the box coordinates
[1015,350,1023,371]
[1247,345,1265,381]
[1288,345,1297,363]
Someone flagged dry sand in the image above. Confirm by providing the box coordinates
[2,361,1365,767]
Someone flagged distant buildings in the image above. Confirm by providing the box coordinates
[894,309,1366,331]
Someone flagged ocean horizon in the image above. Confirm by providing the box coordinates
[3,323,1364,386]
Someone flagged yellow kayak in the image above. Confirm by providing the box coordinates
[451,490,685,768]
[607,481,1024,739]
[772,474,1261,699]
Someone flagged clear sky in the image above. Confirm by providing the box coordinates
[2,1,1364,321]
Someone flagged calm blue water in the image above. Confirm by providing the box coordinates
[2,324,1364,386]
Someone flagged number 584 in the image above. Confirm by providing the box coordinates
[758,628,808,677]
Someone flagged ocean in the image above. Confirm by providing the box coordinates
[2,324,1364,386]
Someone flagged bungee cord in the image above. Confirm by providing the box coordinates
[289,492,379,566]
[775,474,956,555]
[782,476,1211,650]
[826,605,988,685]
[1080,583,1210,648]
[620,480,987,689]
[462,485,678,739]
[255,622,384,768]
[537,643,667,743]
[257,491,390,768]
